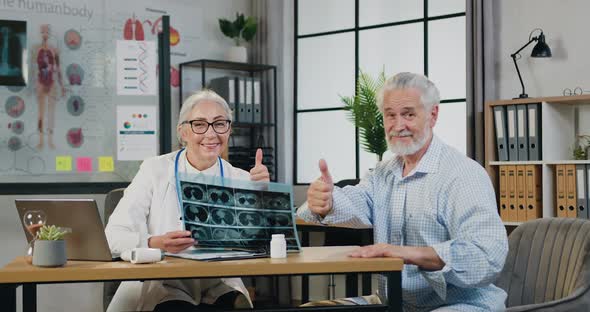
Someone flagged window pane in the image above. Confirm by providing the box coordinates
[434,101,466,154]
[359,23,424,79]
[298,0,355,35]
[298,33,355,110]
[359,0,423,27]
[297,111,356,183]
[428,17,466,100]
[428,0,465,17]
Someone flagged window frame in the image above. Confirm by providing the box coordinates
[294,0,467,185]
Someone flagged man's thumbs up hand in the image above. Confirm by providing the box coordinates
[307,159,334,217]
[319,159,333,184]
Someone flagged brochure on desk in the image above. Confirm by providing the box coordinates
[175,172,301,259]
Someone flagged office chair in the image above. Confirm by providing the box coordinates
[102,188,125,311]
[496,217,590,311]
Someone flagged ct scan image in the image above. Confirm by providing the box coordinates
[207,185,235,206]
[212,228,241,241]
[234,188,261,209]
[261,192,291,211]
[187,224,211,241]
[241,228,268,240]
[183,203,209,223]
[182,183,207,203]
[210,207,237,226]
[265,212,292,227]
[179,176,301,251]
[237,211,264,227]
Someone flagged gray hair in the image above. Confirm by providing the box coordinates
[377,72,440,113]
[176,89,232,145]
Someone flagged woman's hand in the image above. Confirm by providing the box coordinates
[148,230,195,253]
[250,148,270,182]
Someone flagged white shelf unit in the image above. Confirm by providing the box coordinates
[484,95,590,225]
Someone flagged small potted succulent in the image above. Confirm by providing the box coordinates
[218,12,257,63]
[32,225,69,267]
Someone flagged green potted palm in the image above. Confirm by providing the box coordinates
[32,225,69,267]
[219,12,258,63]
[341,70,388,162]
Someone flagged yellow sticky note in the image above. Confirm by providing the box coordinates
[98,157,115,172]
[55,156,72,171]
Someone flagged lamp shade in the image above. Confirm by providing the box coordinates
[531,32,552,57]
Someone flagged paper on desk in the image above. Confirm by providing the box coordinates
[177,172,302,253]
[166,249,266,261]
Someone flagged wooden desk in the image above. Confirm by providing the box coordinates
[296,219,374,301]
[0,246,401,312]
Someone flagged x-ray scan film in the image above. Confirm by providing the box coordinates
[262,192,291,211]
[0,20,27,86]
[234,188,261,208]
[182,183,207,202]
[183,203,209,223]
[178,173,301,252]
[208,186,235,206]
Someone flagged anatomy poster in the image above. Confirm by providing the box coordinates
[179,173,302,252]
[0,0,203,183]
[108,0,204,90]
[116,40,156,96]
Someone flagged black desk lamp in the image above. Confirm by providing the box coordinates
[510,28,552,98]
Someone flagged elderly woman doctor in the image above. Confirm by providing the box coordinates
[105,90,269,311]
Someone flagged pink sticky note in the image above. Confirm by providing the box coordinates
[76,157,93,172]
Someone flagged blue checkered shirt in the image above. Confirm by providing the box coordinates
[299,136,508,311]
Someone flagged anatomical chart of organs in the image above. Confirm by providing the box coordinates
[179,172,302,252]
[0,0,204,183]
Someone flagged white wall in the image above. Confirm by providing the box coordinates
[0,1,251,311]
[493,0,590,100]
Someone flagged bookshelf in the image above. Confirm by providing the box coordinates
[178,59,278,181]
[485,95,590,226]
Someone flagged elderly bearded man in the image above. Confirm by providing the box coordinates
[299,72,508,312]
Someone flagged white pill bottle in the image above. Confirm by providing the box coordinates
[270,234,287,258]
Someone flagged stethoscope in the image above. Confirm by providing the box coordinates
[174,147,224,219]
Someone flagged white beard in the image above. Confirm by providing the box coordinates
[387,125,431,156]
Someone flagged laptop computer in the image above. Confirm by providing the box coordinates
[16,199,118,261]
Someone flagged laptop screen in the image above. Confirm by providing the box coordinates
[15,199,115,261]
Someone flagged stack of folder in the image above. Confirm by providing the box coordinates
[499,165,542,222]
[555,164,590,218]
[493,104,542,161]
[208,76,263,124]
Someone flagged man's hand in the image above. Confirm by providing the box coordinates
[307,159,334,217]
[249,148,270,182]
[349,243,445,271]
[148,230,195,254]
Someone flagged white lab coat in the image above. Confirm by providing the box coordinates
[105,150,253,311]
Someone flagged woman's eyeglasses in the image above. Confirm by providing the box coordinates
[183,120,231,134]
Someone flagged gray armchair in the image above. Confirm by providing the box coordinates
[103,188,125,311]
[496,218,590,311]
